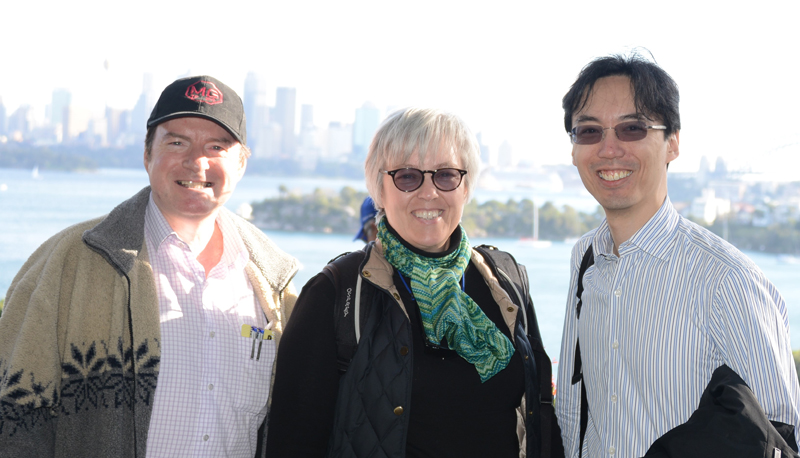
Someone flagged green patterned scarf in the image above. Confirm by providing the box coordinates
[377,218,514,382]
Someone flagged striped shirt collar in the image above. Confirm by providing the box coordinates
[144,193,249,274]
[593,196,680,262]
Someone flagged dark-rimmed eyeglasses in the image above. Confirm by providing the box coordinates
[569,121,666,145]
[381,168,467,192]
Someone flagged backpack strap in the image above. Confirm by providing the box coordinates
[571,244,594,458]
[474,245,533,334]
[474,244,563,458]
[322,248,370,374]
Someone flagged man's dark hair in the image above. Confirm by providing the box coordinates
[144,126,156,159]
[562,53,680,137]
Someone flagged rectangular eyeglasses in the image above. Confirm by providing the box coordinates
[569,120,666,145]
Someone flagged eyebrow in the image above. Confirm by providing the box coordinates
[395,163,460,170]
[574,113,649,124]
[162,132,235,145]
[162,132,191,142]
[575,113,647,123]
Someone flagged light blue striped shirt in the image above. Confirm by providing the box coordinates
[556,197,800,458]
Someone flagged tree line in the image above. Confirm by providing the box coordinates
[249,186,606,241]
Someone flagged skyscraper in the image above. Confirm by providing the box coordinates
[352,102,380,159]
[300,104,314,132]
[476,132,493,167]
[297,104,321,170]
[50,89,72,127]
[497,140,514,168]
[49,89,72,142]
[243,72,269,154]
[326,121,353,160]
[64,105,91,141]
[299,104,318,150]
[8,105,35,140]
[131,74,155,140]
[274,87,296,156]
[105,108,131,147]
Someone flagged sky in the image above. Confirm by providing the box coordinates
[3,0,799,179]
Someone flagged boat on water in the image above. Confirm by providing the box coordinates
[519,199,552,248]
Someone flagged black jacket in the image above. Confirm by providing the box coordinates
[325,242,560,457]
[644,365,799,458]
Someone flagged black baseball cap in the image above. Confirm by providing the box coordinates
[147,75,247,145]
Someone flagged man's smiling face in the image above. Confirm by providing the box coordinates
[144,117,245,228]
[571,75,679,224]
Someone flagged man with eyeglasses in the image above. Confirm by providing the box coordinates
[555,54,800,458]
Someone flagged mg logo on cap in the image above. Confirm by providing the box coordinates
[184,80,223,105]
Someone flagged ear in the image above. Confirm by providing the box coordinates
[143,148,151,172]
[237,158,247,181]
[571,144,578,166]
[666,130,680,165]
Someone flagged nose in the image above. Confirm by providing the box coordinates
[597,127,624,159]
[415,173,439,200]
[183,144,210,172]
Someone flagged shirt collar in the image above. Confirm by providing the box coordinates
[216,210,250,272]
[144,193,178,252]
[593,197,680,262]
[144,193,249,272]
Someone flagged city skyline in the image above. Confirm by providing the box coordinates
[3,0,798,179]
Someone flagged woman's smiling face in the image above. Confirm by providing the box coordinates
[381,147,468,253]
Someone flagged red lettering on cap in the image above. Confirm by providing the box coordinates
[184,80,224,105]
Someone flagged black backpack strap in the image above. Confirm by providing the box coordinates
[474,244,564,458]
[322,248,369,374]
[571,244,594,458]
[474,245,534,335]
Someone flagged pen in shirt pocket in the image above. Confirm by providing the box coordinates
[240,324,274,361]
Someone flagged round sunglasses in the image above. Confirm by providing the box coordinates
[381,167,467,192]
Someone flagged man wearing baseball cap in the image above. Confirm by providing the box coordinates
[0,76,299,457]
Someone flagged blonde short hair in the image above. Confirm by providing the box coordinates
[364,107,480,214]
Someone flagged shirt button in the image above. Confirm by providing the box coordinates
[208,384,214,391]
[392,292,401,301]
[399,346,409,356]
[209,331,215,338]
[609,446,616,455]
[203,435,209,441]
[612,340,619,350]
[614,288,622,297]
[610,394,617,403]
[393,406,404,416]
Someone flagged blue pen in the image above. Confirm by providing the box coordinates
[250,326,257,359]
[256,329,264,361]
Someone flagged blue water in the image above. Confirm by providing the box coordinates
[1,167,798,361]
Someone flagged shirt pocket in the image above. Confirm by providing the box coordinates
[231,333,275,415]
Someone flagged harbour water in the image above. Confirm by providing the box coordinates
[1,167,798,359]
